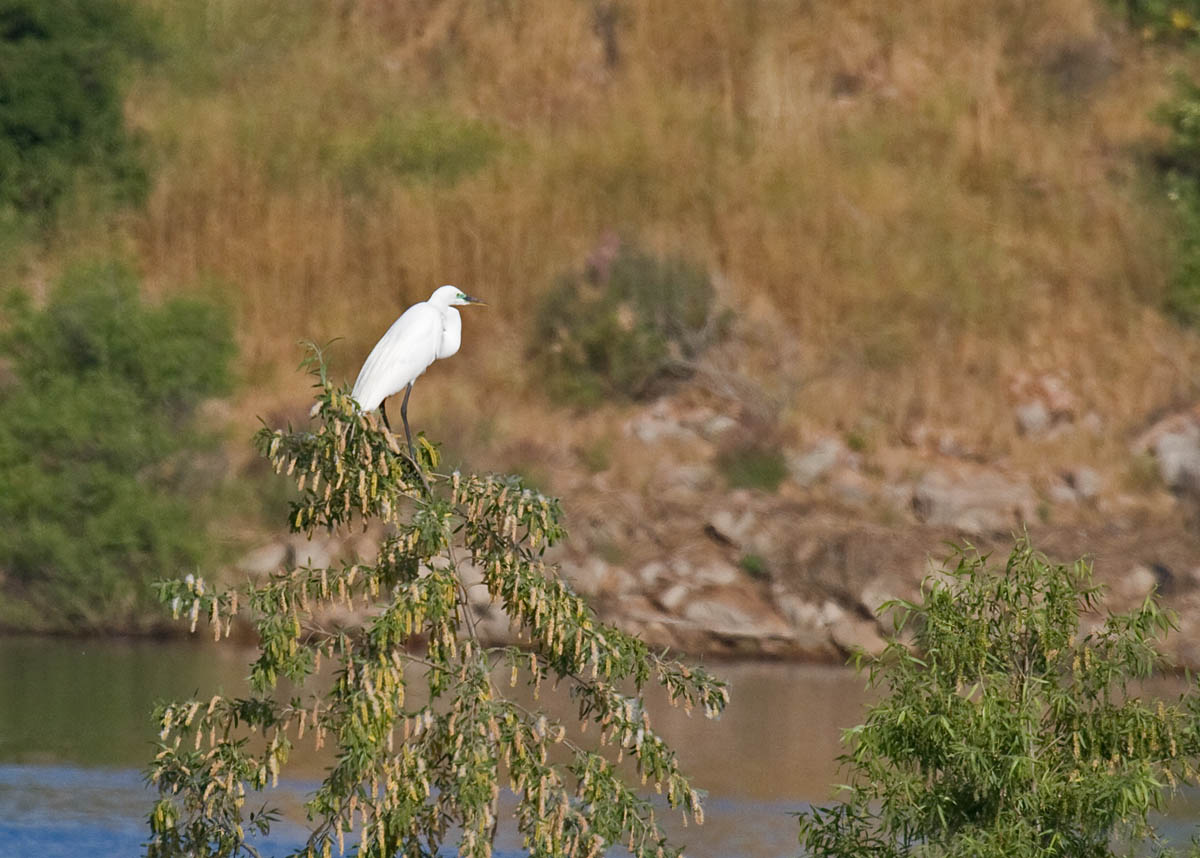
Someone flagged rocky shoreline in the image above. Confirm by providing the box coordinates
[233,392,1200,668]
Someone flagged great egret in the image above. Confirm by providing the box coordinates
[352,284,485,458]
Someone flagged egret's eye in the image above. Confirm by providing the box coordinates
[458,294,467,302]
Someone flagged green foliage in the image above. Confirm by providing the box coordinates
[1106,0,1200,40]
[326,111,503,193]
[146,353,727,858]
[531,239,722,404]
[0,262,234,630]
[0,0,151,222]
[1156,77,1200,326]
[739,553,769,580]
[717,442,788,492]
[798,537,1200,858]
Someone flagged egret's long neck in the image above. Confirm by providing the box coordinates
[436,306,462,360]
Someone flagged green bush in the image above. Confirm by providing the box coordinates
[1157,77,1200,325]
[1106,0,1200,40]
[0,262,234,631]
[531,238,722,404]
[798,537,1200,858]
[0,0,151,221]
[326,111,503,193]
[717,442,788,492]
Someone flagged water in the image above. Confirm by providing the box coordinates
[4,637,1198,856]
[0,636,872,857]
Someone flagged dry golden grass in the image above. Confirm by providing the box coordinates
[107,0,1200,462]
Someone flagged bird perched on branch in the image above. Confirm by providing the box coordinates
[352,284,485,458]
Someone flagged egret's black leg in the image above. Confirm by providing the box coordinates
[380,400,392,431]
[400,383,415,460]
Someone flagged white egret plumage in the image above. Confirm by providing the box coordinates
[352,284,485,457]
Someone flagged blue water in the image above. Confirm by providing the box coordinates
[4,637,1197,857]
[0,638,841,858]
[0,765,313,858]
[0,763,807,858]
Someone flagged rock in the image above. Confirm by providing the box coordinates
[682,588,792,640]
[637,561,669,588]
[831,471,872,507]
[1110,564,1159,609]
[458,561,491,609]
[236,541,288,575]
[699,414,739,441]
[777,594,823,630]
[566,557,614,597]
[1010,372,1076,420]
[472,606,514,645]
[1066,467,1101,502]
[691,559,741,587]
[912,469,1036,535]
[787,439,845,487]
[1155,432,1200,495]
[858,576,903,617]
[706,508,758,548]
[285,534,333,569]
[830,617,887,657]
[664,463,718,492]
[1132,412,1200,494]
[656,583,690,613]
[1015,400,1052,437]
[1048,481,1078,506]
[626,401,695,444]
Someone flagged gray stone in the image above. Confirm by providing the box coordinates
[1048,482,1078,505]
[656,583,690,613]
[1015,400,1052,437]
[626,402,695,444]
[777,594,823,631]
[706,508,758,548]
[831,617,887,657]
[691,560,741,587]
[236,541,288,576]
[831,471,872,506]
[286,534,333,569]
[1111,564,1159,608]
[682,590,792,639]
[787,438,844,487]
[700,414,740,441]
[818,600,847,628]
[566,557,612,597]
[858,576,903,617]
[912,469,1036,535]
[638,561,669,588]
[1154,431,1200,494]
[665,463,718,492]
[1066,467,1101,501]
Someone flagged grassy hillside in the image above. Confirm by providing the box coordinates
[33,0,1200,465]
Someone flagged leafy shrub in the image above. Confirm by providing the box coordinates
[798,537,1200,858]
[0,0,152,221]
[531,238,722,404]
[325,111,503,193]
[146,357,727,858]
[1156,77,1200,325]
[717,442,787,492]
[0,262,234,631]
[1107,0,1200,40]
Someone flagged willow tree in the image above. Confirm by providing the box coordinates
[799,539,1200,858]
[145,353,727,858]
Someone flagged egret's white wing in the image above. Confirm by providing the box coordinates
[352,303,442,410]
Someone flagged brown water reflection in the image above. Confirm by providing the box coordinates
[4,636,1200,857]
[0,636,871,804]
